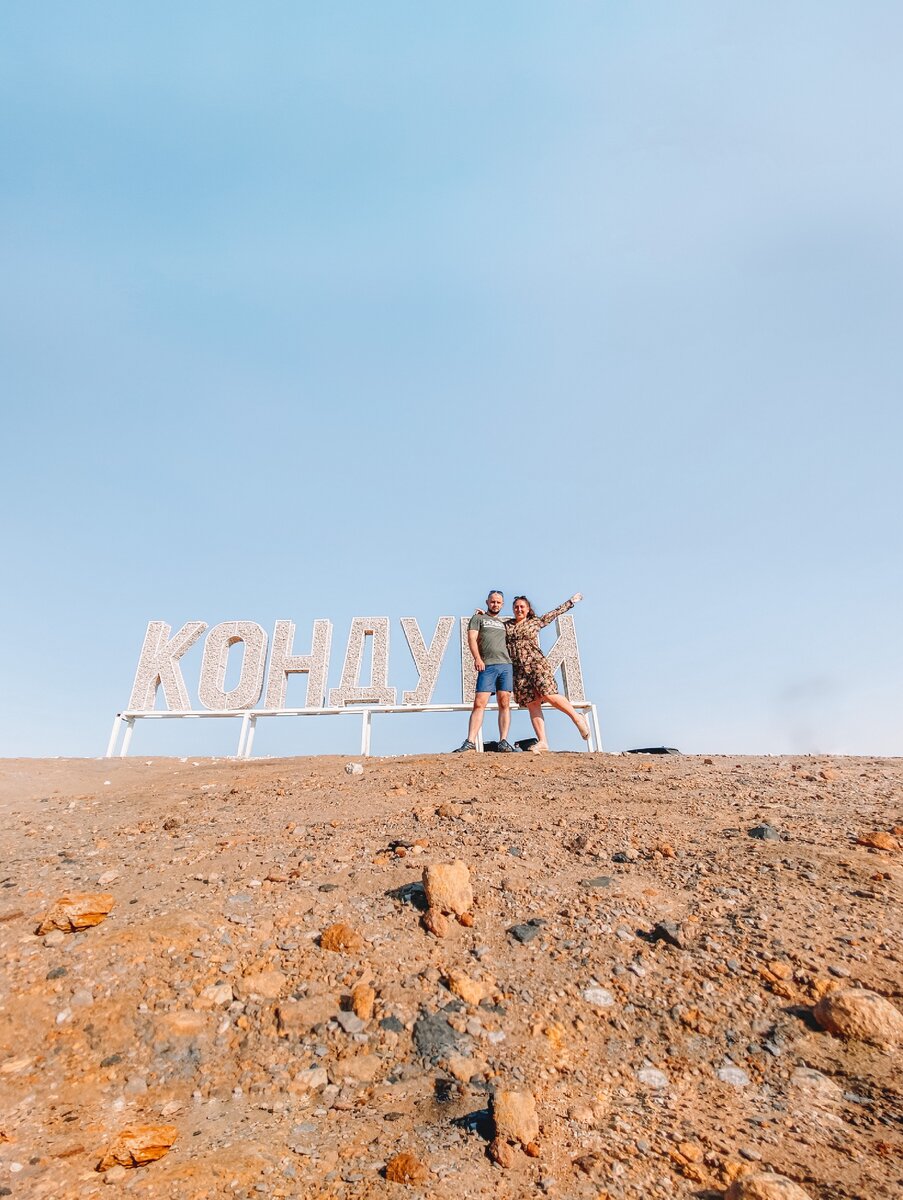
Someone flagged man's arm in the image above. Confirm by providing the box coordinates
[468,629,485,673]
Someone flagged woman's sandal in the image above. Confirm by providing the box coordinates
[576,716,591,741]
[530,741,549,754]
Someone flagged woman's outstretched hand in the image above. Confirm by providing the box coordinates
[571,593,583,604]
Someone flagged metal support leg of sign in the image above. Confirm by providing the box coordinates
[120,717,136,757]
[360,709,373,756]
[237,713,250,759]
[590,704,602,752]
[106,715,123,758]
[245,716,258,758]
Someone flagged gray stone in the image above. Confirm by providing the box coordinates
[717,1065,750,1087]
[649,920,684,948]
[582,986,616,1008]
[637,1067,669,1089]
[335,1010,365,1035]
[412,1010,470,1064]
[789,1067,842,1104]
[508,919,545,944]
[748,824,780,840]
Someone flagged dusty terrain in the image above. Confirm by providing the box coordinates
[0,752,900,1200]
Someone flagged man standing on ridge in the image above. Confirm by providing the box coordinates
[453,590,516,752]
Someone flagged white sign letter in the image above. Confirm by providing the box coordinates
[460,617,477,703]
[401,616,454,705]
[545,614,586,701]
[198,621,268,711]
[329,618,396,706]
[128,621,207,711]
[264,619,333,709]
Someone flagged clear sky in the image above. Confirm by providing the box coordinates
[2,3,901,759]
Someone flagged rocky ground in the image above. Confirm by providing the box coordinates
[0,752,900,1200]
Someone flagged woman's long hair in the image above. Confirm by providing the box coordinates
[513,595,536,619]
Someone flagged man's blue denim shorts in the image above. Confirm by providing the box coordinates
[475,663,514,694]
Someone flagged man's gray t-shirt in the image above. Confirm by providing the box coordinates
[469,614,511,665]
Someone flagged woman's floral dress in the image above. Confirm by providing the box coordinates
[505,599,574,707]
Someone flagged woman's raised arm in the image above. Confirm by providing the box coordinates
[537,593,583,629]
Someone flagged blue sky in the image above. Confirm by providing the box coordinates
[2,3,901,758]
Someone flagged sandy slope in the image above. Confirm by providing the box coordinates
[0,752,900,1199]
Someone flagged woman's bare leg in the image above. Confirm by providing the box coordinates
[540,693,590,738]
[527,701,547,751]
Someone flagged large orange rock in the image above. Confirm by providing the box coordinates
[351,982,376,1021]
[725,1173,812,1199]
[488,1137,516,1168]
[97,1124,178,1170]
[36,893,114,934]
[444,1052,486,1083]
[492,1088,539,1147]
[276,994,338,1035]
[813,987,903,1047]
[320,922,365,952]
[857,831,899,851]
[422,908,449,938]
[422,861,472,916]
[384,1151,427,1183]
[239,969,286,999]
[443,968,488,1007]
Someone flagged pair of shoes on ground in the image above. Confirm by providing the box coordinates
[453,739,517,753]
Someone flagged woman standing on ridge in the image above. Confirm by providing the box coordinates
[505,593,590,752]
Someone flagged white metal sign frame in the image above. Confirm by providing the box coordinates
[105,701,603,758]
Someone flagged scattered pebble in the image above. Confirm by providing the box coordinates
[717,1065,751,1087]
[582,986,616,1009]
[637,1067,669,1089]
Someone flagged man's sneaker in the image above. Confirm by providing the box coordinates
[453,740,476,753]
[496,739,517,752]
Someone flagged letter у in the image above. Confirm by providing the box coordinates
[401,616,454,704]
[328,618,396,706]
[127,621,207,711]
[264,619,333,709]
